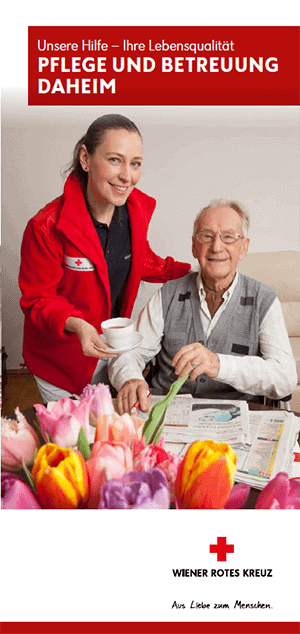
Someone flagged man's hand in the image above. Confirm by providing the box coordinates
[172,342,220,380]
[117,379,151,415]
[64,317,117,359]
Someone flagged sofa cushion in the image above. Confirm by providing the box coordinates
[238,251,300,302]
[281,302,300,337]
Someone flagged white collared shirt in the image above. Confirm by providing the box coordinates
[109,272,297,399]
[197,270,239,339]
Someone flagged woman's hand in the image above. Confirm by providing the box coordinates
[64,317,117,359]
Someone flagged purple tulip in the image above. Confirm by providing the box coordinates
[224,483,251,509]
[99,468,170,509]
[1,472,41,509]
[256,472,300,509]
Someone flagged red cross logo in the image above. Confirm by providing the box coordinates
[75,259,82,266]
[209,537,234,562]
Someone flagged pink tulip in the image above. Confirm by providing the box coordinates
[80,383,115,427]
[133,437,168,471]
[95,411,143,445]
[1,472,41,509]
[256,472,300,509]
[34,395,93,448]
[155,453,183,502]
[86,441,133,508]
[1,408,40,472]
[224,483,251,509]
[133,437,170,471]
[133,437,182,502]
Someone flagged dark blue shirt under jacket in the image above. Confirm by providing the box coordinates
[88,204,132,317]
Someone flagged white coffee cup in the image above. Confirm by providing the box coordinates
[101,317,135,349]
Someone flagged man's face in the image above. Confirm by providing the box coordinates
[192,206,249,287]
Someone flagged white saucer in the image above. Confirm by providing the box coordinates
[94,332,144,354]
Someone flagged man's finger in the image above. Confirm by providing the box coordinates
[174,354,195,376]
[117,391,129,415]
[134,385,151,413]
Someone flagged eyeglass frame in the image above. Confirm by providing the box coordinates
[195,231,244,245]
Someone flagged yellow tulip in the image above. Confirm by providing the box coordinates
[32,443,89,509]
[175,439,236,509]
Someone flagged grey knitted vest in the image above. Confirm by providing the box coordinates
[152,272,277,401]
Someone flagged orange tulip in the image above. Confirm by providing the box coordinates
[95,412,143,445]
[175,440,236,509]
[32,443,89,509]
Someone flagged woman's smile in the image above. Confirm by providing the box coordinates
[109,183,129,193]
[80,128,143,217]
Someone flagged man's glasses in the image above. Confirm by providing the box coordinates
[195,231,243,245]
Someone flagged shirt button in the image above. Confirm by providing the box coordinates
[200,378,205,383]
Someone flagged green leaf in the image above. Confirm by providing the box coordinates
[44,430,51,443]
[78,426,91,460]
[142,375,189,445]
[30,448,38,467]
[33,412,42,434]
[21,458,37,494]
[33,412,47,445]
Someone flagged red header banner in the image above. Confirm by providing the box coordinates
[28,26,300,106]
[1,622,300,634]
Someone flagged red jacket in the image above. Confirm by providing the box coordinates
[19,173,190,394]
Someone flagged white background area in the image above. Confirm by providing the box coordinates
[2,105,299,368]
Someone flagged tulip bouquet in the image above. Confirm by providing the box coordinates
[1,380,300,510]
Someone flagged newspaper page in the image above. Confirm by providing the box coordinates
[135,396,250,449]
[134,399,300,489]
[234,410,300,489]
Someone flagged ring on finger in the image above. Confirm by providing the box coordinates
[191,360,199,368]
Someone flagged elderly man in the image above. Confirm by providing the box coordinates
[109,199,297,414]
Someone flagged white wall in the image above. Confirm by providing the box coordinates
[2,102,299,369]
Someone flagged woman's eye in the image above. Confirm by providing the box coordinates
[109,157,119,163]
[131,161,142,168]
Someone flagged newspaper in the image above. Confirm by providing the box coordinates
[134,397,300,490]
[136,396,250,450]
[234,410,300,489]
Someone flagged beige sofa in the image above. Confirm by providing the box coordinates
[238,251,300,412]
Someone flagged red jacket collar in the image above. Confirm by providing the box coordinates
[56,173,157,306]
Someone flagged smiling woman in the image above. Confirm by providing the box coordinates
[18,114,191,402]
[78,127,143,224]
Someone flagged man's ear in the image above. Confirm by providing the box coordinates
[192,236,197,259]
[239,237,250,261]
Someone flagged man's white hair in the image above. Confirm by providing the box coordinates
[193,199,250,238]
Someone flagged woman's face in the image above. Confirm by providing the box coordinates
[79,128,143,213]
